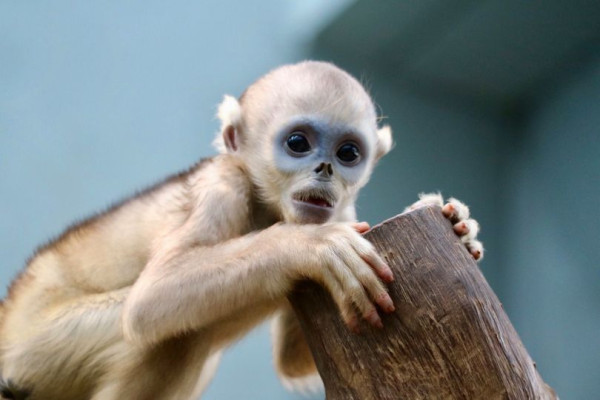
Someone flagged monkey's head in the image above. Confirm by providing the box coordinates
[214,61,393,224]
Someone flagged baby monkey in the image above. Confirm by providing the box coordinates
[0,61,483,399]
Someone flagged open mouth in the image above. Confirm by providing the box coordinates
[291,189,336,223]
[292,191,335,209]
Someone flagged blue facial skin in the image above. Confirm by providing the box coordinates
[273,116,371,183]
[273,116,374,223]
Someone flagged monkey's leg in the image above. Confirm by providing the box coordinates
[3,286,271,400]
[271,304,323,393]
[94,300,284,400]
[90,332,215,400]
[1,288,131,400]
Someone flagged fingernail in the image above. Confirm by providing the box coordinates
[442,204,454,218]
[454,222,469,235]
[381,263,394,280]
[366,310,383,328]
[386,269,394,282]
[384,294,395,313]
[374,317,384,329]
[348,316,360,334]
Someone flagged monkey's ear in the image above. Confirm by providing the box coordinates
[213,95,243,153]
[375,125,393,159]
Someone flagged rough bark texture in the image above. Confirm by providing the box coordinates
[289,205,557,400]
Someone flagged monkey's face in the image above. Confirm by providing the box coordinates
[266,115,378,224]
[218,61,393,224]
[242,107,382,224]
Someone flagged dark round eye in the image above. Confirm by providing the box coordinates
[286,132,311,154]
[336,143,360,164]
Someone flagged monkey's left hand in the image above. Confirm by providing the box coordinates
[404,193,484,261]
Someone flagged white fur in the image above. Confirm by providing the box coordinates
[280,373,324,395]
[376,125,393,159]
[404,192,444,211]
[406,192,484,260]
[447,196,471,221]
[212,95,242,153]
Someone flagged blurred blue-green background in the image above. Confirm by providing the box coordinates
[1,1,599,399]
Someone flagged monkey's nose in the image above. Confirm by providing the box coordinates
[314,162,333,177]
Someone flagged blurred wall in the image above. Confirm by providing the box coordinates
[504,59,600,398]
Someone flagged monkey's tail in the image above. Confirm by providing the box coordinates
[0,379,30,400]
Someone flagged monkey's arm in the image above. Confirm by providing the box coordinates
[122,218,395,346]
[117,156,393,346]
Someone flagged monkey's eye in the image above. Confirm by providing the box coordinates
[336,143,360,164]
[286,132,311,154]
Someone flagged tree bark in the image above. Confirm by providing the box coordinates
[289,205,557,400]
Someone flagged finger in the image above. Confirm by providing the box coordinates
[363,304,383,329]
[337,247,395,314]
[442,203,455,219]
[358,269,395,313]
[444,198,470,223]
[363,252,394,283]
[466,240,484,261]
[330,256,384,328]
[453,219,480,241]
[375,290,395,314]
[347,314,360,334]
[321,268,360,333]
[350,238,394,282]
[351,221,370,234]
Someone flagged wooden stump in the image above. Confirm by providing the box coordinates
[289,205,557,400]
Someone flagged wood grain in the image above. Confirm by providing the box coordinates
[289,205,557,400]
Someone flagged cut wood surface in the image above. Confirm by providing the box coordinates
[289,205,557,400]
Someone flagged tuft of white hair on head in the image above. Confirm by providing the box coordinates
[213,95,242,153]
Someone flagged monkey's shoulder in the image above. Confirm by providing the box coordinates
[6,156,252,296]
[25,156,245,255]
[187,154,252,195]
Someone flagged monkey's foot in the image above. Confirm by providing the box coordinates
[405,193,484,261]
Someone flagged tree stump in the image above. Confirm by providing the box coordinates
[289,205,557,400]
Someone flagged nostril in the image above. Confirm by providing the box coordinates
[314,162,332,177]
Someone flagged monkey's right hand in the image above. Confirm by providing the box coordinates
[288,223,395,333]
